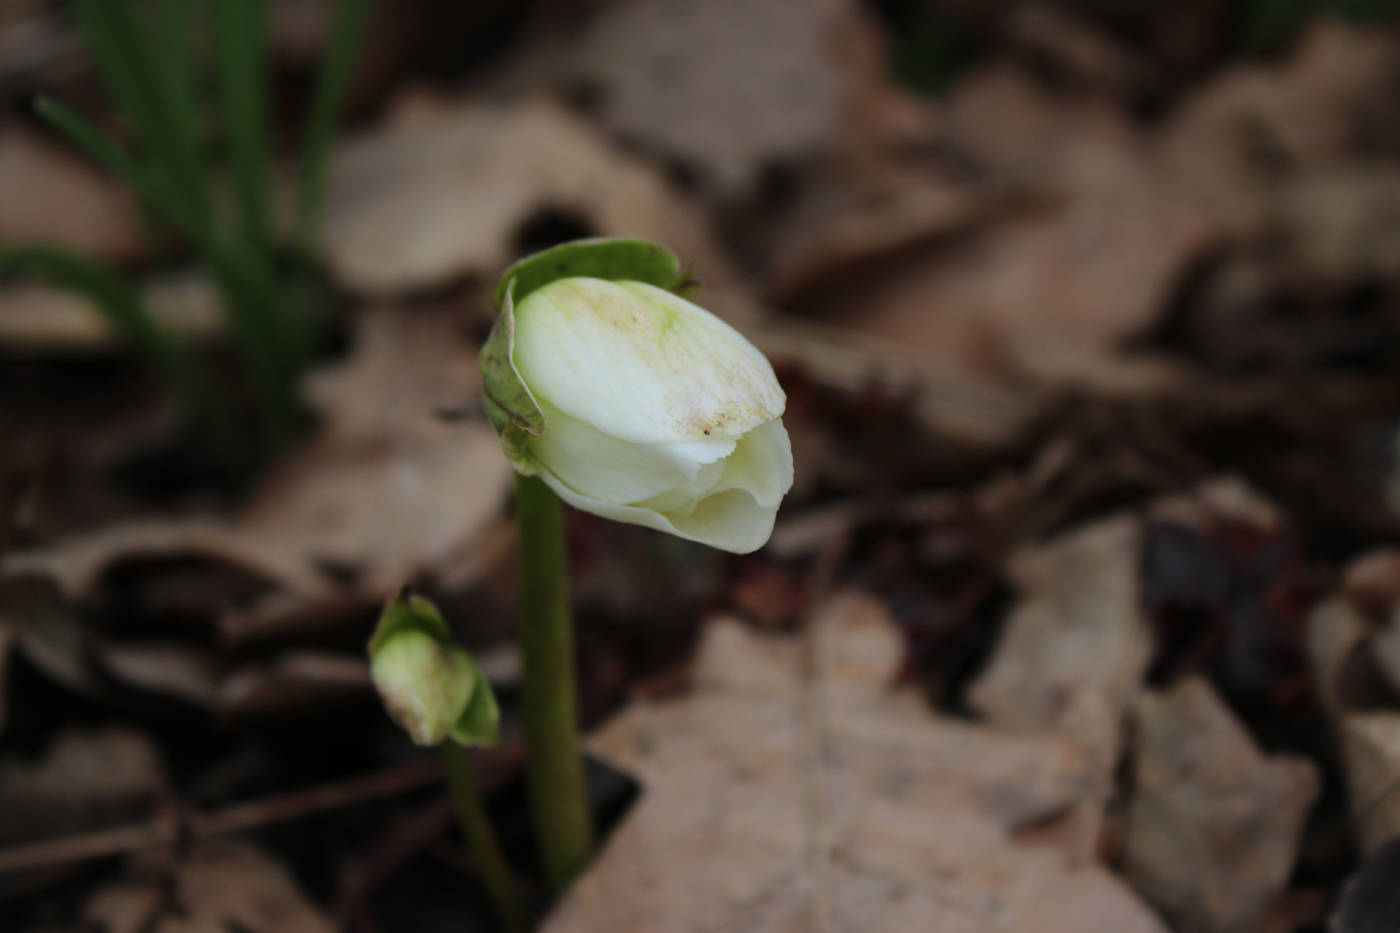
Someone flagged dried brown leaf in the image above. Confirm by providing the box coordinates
[1122,677,1320,933]
[84,841,338,933]
[0,727,165,848]
[321,96,754,320]
[508,0,866,199]
[969,515,1152,857]
[0,129,142,264]
[545,593,1166,932]
[788,66,1213,383]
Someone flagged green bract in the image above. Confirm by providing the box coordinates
[480,239,793,554]
[368,592,499,747]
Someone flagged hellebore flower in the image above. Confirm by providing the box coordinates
[369,591,499,747]
[481,240,793,554]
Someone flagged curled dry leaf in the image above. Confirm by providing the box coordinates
[751,0,989,301]
[1,522,329,604]
[1335,838,1400,933]
[0,273,223,351]
[217,652,372,721]
[1122,677,1320,933]
[0,128,143,264]
[95,640,225,708]
[969,515,1151,856]
[1305,596,1369,719]
[1166,19,1400,240]
[747,314,1039,447]
[786,65,1213,384]
[505,0,867,199]
[0,574,110,714]
[241,302,514,598]
[83,840,337,933]
[545,593,1166,933]
[320,96,755,321]
[1003,3,1151,98]
[1340,713,1400,856]
[1339,548,1400,619]
[2,301,514,651]
[0,726,166,848]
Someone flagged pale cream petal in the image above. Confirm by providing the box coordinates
[513,278,785,445]
[527,400,695,504]
[706,419,793,508]
[535,464,781,555]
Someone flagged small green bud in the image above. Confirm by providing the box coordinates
[369,592,499,747]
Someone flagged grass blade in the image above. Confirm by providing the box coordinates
[295,0,374,251]
[154,0,205,189]
[34,96,199,238]
[70,0,214,240]
[37,93,286,415]
[210,0,273,259]
[208,0,314,392]
[0,244,233,451]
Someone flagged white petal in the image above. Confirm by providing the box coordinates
[513,278,786,445]
[633,458,726,515]
[527,400,696,505]
[667,489,782,553]
[658,435,739,470]
[535,465,782,554]
[707,419,793,508]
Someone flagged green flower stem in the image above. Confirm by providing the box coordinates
[514,473,594,893]
[440,742,525,933]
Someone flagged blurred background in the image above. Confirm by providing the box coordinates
[4,0,1400,930]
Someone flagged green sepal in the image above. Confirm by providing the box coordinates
[370,590,451,653]
[449,652,500,748]
[480,238,697,476]
[490,237,689,310]
[479,283,545,475]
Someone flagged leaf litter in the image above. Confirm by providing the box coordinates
[8,1,1400,930]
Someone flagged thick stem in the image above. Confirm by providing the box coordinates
[514,473,594,893]
[441,742,525,933]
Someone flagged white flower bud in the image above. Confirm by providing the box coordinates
[482,243,793,554]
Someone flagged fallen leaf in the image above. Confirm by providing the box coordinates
[3,302,513,624]
[1,522,327,603]
[1340,548,1400,619]
[0,726,166,848]
[0,573,110,709]
[1340,712,1400,856]
[545,593,1167,932]
[320,95,754,321]
[0,274,224,351]
[0,128,142,264]
[1278,167,1400,285]
[969,515,1151,856]
[241,303,513,597]
[95,640,225,708]
[787,65,1213,382]
[1334,837,1400,933]
[217,652,372,721]
[508,0,869,199]
[1003,3,1151,97]
[84,840,337,933]
[1121,676,1320,933]
[1305,596,1368,718]
[299,300,482,445]
[1373,605,1400,695]
[747,314,1040,447]
[1166,19,1400,240]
